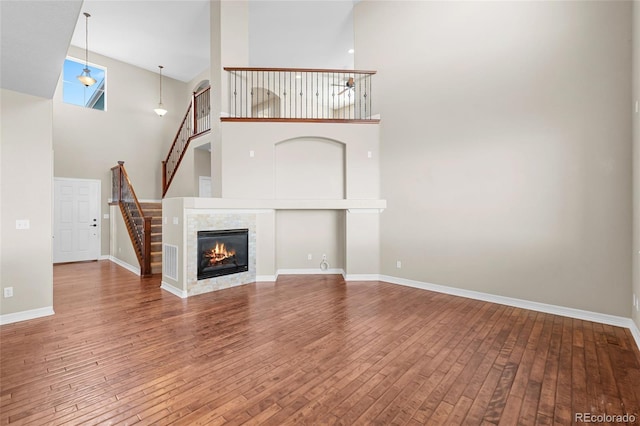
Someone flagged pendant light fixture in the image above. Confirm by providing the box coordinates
[154,65,168,116]
[77,12,96,87]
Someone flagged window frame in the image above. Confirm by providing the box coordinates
[62,56,108,111]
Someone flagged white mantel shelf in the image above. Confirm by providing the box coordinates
[174,198,387,211]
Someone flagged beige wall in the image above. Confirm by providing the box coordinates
[0,89,53,316]
[194,146,212,194]
[356,1,632,316]
[163,136,212,199]
[53,46,189,257]
[633,1,640,329]
[164,148,197,199]
[109,204,140,272]
[345,210,380,276]
[220,122,379,200]
[276,210,345,270]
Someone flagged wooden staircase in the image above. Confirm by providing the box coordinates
[111,162,162,277]
[138,202,163,275]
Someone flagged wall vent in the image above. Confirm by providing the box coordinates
[163,244,178,280]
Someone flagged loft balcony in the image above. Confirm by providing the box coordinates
[162,68,380,199]
[222,67,379,123]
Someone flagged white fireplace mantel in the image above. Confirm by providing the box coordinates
[182,197,386,211]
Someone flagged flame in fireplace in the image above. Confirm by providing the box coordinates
[204,242,236,266]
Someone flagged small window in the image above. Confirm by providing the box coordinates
[62,57,106,111]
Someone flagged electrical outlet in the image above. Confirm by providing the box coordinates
[396,260,402,269]
[367,151,372,159]
[4,287,13,298]
[307,254,312,260]
[15,219,30,230]
[249,150,255,158]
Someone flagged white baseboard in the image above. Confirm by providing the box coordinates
[160,282,188,298]
[108,256,140,276]
[345,274,381,281]
[630,321,640,351]
[0,306,55,325]
[99,255,110,261]
[277,268,345,277]
[379,274,640,351]
[256,275,277,282]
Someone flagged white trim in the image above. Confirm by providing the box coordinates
[186,208,273,215]
[161,282,187,298]
[277,268,345,277]
[346,209,385,214]
[630,321,640,351]
[256,275,277,282]
[108,256,140,276]
[380,275,638,336]
[345,274,381,281]
[99,254,110,260]
[0,306,55,325]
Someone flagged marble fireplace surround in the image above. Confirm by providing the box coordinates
[160,197,386,298]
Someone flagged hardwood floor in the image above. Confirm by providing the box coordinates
[1,261,639,425]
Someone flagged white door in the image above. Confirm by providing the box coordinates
[199,176,212,197]
[53,178,101,263]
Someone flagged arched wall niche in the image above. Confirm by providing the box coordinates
[194,79,210,92]
[274,137,345,199]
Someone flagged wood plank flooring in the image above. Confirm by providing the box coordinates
[1,261,639,425]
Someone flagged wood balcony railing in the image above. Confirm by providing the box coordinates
[111,161,152,277]
[162,86,211,197]
[223,67,378,123]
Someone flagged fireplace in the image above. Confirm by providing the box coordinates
[197,229,249,280]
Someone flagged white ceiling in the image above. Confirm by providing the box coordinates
[69,0,210,83]
[1,0,356,99]
[1,0,83,99]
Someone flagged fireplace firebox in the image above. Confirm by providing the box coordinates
[197,229,249,280]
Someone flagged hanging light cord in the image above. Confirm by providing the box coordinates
[159,65,163,104]
[84,12,90,68]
